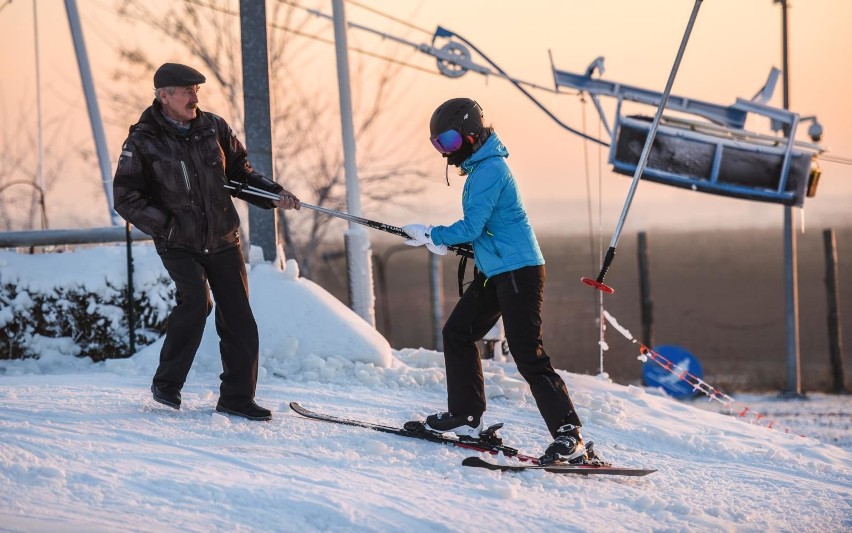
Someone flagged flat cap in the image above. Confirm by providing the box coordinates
[153,63,206,89]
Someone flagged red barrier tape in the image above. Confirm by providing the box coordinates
[602,311,803,437]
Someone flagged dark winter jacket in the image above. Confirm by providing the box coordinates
[113,100,282,254]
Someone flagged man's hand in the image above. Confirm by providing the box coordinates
[402,224,447,256]
[275,189,301,210]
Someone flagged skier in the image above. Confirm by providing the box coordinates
[402,98,588,464]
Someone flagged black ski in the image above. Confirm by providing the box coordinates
[289,402,652,475]
[462,456,657,476]
[289,402,539,462]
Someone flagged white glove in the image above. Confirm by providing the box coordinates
[402,224,448,256]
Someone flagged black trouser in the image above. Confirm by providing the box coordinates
[442,264,581,438]
[153,245,259,404]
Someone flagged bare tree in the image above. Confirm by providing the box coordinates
[108,0,430,278]
[0,100,73,231]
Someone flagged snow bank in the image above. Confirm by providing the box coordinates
[250,260,392,369]
[0,244,392,369]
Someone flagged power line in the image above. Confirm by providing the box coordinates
[184,0,852,161]
[818,153,852,166]
[183,0,439,76]
[277,0,565,95]
[345,0,432,36]
[266,20,440,76]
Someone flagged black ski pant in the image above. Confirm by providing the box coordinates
[153,245,259,404]
[442,264,581,438]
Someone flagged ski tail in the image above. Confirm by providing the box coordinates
[288,402,539,462]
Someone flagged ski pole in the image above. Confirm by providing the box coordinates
[224,182,474,258]
[581,0,704,294]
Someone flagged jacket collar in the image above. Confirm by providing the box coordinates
[135,100,211,137]
[460,133,509,174]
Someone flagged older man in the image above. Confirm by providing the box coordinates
[113,63,299,421]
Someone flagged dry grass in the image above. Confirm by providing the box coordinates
[313,226,852,392]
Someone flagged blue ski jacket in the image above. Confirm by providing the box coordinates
[430,133,544,278]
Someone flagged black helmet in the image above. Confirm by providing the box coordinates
[429,98,484,141]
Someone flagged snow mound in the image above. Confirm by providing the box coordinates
[249,263,392,368]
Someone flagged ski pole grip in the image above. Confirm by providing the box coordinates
[597,246,616,282]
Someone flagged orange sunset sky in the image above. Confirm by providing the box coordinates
[1,0,850,236]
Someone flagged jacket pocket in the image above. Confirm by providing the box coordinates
[164,215,179,242]
[151,160,185,199]
[206,150,224,173]
[199,131,226,172]
[479,233,502,259]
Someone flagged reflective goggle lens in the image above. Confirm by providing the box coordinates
[430,129,463,154]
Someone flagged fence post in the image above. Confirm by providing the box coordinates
[429,254,444,351]
[823,228,846,393]
[124,222,135,356]
[637,231,654,347]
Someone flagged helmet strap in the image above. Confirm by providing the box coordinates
[445,160,450,186]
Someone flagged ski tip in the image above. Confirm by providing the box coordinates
[460,456,524,472]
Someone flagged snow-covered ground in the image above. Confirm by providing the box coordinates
[1,246,850,532]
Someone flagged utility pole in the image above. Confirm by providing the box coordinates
[240,0,278,261]
[331,0,376,326]
[65,0,118,225]
[775,0,803,397]
[34,1,44,201]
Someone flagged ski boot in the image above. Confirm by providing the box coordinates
[424,412,483,439]
[539,423,588,466]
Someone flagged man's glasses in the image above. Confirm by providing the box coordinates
[430,129,463,154]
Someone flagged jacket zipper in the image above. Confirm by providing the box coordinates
[181,146,208,252]
[179,160,192,192]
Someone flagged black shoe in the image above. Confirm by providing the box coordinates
[540,424,588,465]
[151,384,180,410]
[216,401,272,421]
[424,412,484,438]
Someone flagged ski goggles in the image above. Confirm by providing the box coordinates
[430,129,464,154]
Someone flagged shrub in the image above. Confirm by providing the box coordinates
[0,246,173,362]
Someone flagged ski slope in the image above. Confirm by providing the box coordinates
[0,246,849,531]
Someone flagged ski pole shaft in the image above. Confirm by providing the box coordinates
[227,181,411,239]
[583,0,703,294]
[609,0,702,249]
[224,183,474,258]
[300,202,473,258]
